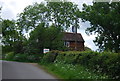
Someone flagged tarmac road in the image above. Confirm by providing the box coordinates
[2,61,57,80]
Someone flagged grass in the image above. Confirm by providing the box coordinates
[39,62,109,80]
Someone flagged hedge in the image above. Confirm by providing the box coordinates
[5,52,41,63]
[5,52,15,61]
[42,50,120,79]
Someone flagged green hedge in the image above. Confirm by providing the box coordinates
[41,50,60,63]
[13,54,41,62]
[5,52,41,63]
[13,53,27,62]
[5,52,15,61]
[42,50,120,79]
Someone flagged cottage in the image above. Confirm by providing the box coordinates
[63,32,85,51]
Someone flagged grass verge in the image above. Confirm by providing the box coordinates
[39,62,109,80]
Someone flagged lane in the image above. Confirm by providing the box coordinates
[0,60,2,80]
[2,61,57,79]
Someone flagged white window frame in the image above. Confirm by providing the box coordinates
[64,41,70,47]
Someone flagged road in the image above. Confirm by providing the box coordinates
[2,61,58,80]
[0,60,2,80]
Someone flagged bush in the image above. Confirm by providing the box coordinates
[101,52,120,78]
[13,53,41,62]
[41,50,60,63]
[13,53,27,62]
[27,55,41,62]
[5,52,15,60]
[41,50,120,79]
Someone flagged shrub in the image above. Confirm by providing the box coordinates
[5,52,15,60]
[13,53,41,62]
[13,53,27,62]
[41,50,60,63]
[27,55,41,62]
[64,54,79,64]
[102,52,120,78]
[41,50,120,79]
[55,52,66,63]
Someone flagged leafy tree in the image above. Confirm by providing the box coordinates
[46,1,80,30]
[2,20,26,54]
[17,0,80,33]
[0,7,2,59]
[27,23,63,54]
[17,2,48,34]
[17,0,81,53]
[27,23,46,54]
[45,25,64,50]
[0,7,2,36]
[79,2,120,52]
[2,20,16,47]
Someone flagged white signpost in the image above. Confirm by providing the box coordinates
[43,49,50,53]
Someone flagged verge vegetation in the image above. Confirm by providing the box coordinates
[4,50,120,79]
[40,50,120,79]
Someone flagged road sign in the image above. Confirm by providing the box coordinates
[43,49,50,53]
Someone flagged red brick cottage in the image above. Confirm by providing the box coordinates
[63,32,85,51]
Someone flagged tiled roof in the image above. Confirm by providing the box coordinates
[63,32,84,42]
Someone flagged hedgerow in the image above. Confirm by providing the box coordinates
[5,53,41,63]
[42,50,120,79]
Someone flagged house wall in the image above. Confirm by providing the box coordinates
[77,42,84,51]
[69,41,84,51]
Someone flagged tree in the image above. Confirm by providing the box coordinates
[2,20,16,46]
[45,25,64,50]
[79,2,120,52]
[46,1,80,30]
[27,23,63,54]
[17,0,81,52]
[17,2,48,34]
[17,0,80,34]
[0,7,2,59]
[0,7,2,36]
[28,23,46,54]
[2,19,26,54]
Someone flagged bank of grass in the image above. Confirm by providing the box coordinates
[39,62,109,80]
[42,50,120,79]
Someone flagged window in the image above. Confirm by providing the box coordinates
[64,41,70,47]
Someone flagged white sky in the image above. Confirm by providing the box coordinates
[0,0,99,51]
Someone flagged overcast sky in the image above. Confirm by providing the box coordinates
[0,0,99,51]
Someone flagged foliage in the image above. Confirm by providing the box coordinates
[5,52,14,60]
[5,52,41,63]
[79,2,120,52]
[41,50,60,63]
[45,25,64,50]
[0,7,2,34]
[1,19,26,54]
[27,23,46,54]
[84,46,92,51]
[46,1,80,30]
[40,62,108,79]
[26,54,41,62]
[27,23,64,54]
[13,53,27,62]
[41,50,120,79]
[17,1,80,33]
[13,53,40,62]
[2,1,81,59]
[2,20,16,47]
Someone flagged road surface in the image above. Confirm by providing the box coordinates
[0,60,2,80]
[2,61,58,80]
